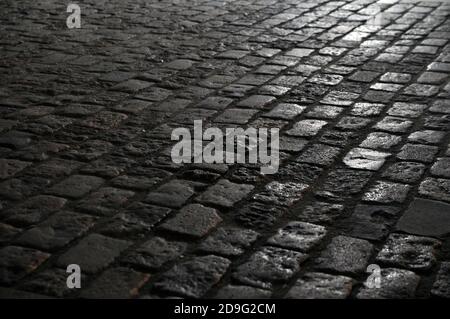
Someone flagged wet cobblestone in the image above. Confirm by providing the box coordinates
[0,0,449,299]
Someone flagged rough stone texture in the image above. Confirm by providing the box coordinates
[154,255,231,298]
[285,272,353,299]
[16,211,96,251]
[357,268,420,299]
[315,236,374,275]
[344,205,401,241]
[268,222,327,252]
[343,148,390,171]
[122,237,187,270]
[233,246,307,289]
[57,234,131,274]
[76,187,135,216]
[396,198,450,238]
[286,120,328,137]
[99,203,171,239]
[18,268,77,298]
[80,267,150,299]
[382,161,425,184]
[431,157,450,178]
[0,246,50,285]
[253,181,309,207]
[376,234,441,271]
[47,175,104,199]
[198,227,259,257]
[159,204,222,238]
[419,177,450,203]
[431,262,450,298]
[319,169,373,200]
[1,195,67,226]
[196,179,254,208]
[363,181,410,204]
[145,180,195,208]
[0,0,449,299]
[297,202,345,225]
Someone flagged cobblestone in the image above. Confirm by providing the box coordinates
[233,246,307,289]
[198,227,259,257]
[0,246,50,285]
[0,0,449,299]
[80,267,150,299]
[56,234,131,274]
[315,236,374,275]
[376,233,441,271]
[285,272,353,299]
[159,204,222,238]
[357,268,420,299]
[154,255,230,298]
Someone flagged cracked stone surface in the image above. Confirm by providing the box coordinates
[0,0,449,299]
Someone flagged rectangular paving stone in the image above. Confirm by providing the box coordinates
[253,181,309,207]
[286,119,328,137]
[297,202,344,225]
[374,116,413,133]
[80,267,150,299]
[285,48,314,57]
[2,195,67,226]
[431,157,450,178]
[397,144,438,163]
[214,108,258,124]
[159,203,222,238]
[98,203,171,238]
[431,262,450,298]
[408,130,445,145]
[18,267,79,298]
[297,144,341,166]
[145,180,195,208]
[0,246,50,285]
[419,177,450,203]
[47,175,104,199]
[263,103,306,119]
[196,179,254,208]
[237,95,276,109]
[122,237,186,270]
[343,148,390,171]
[154,255,231,298]
[396,198,450,238]
[382,161,426,184]
[376,233,441,271]
[388,102,427,118]
[233,246,307,289]
[344,204,401,241]
[315,235,373,275]
[198,227,259,257]
[350,103,385,117]
[16,211,96,251]
[268,221,327,252]
[76,187,135,216]
[57,234,131,274]
[285,272,353,299]
[357,268,420,299]
[363,181,410,204]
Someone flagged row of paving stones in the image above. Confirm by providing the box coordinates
[0,0,450,299]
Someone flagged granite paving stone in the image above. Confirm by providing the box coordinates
[0,0,449,299]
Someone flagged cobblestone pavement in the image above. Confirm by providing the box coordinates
[0,0,449,299]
